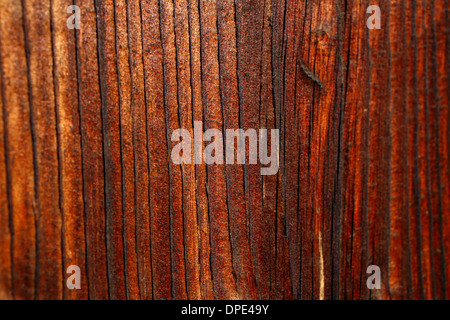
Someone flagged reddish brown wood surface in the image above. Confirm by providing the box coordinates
[0,0,448,300]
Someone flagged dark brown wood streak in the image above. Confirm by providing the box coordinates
[0,0,448,300]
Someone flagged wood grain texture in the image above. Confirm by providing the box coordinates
[0,0,448,300]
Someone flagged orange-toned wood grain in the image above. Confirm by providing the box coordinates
[0,0,448,300]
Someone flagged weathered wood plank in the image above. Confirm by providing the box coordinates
[0,0,448,300]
